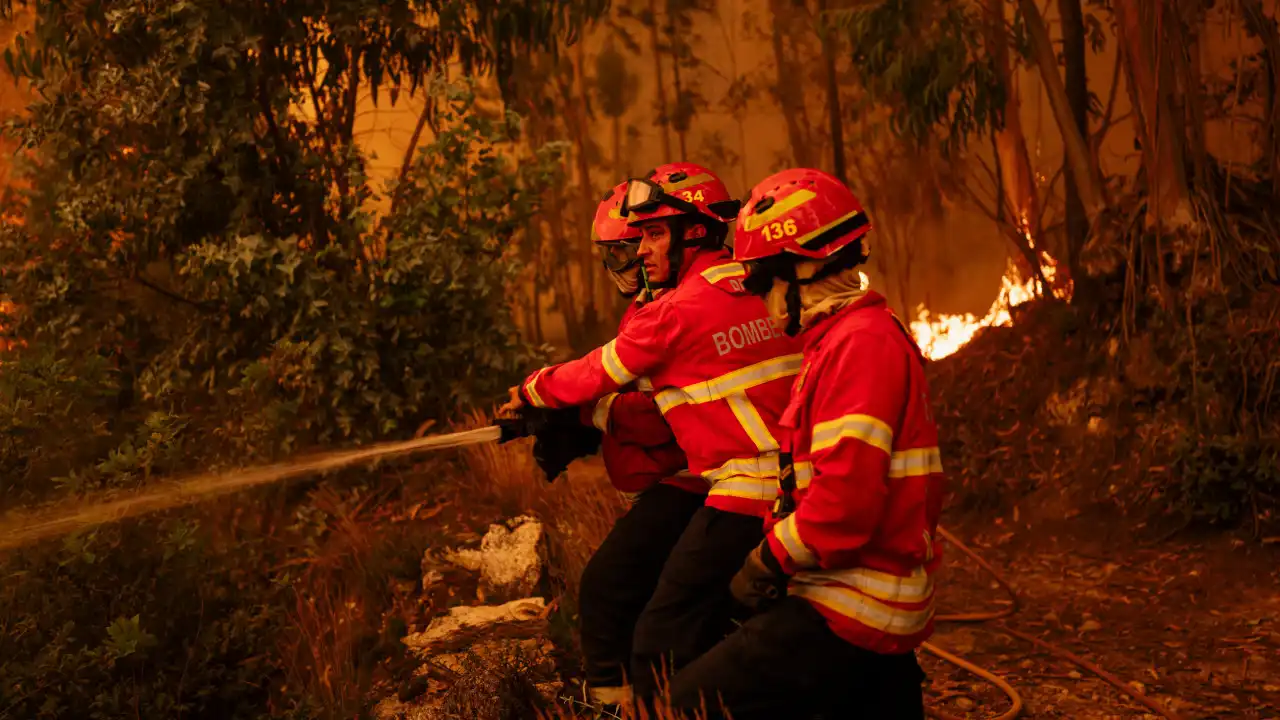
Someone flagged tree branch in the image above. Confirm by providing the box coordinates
[130,275,216,313]
[389,93,436,219]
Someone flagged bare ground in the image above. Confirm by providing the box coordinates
[928,515,1280,719]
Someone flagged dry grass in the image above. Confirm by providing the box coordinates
[270,408,708,719]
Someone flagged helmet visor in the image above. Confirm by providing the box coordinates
[620,177,701,218]
[595,241,640,272]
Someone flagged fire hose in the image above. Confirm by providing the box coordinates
[0,412,1184,719]
[925,526,1184,720]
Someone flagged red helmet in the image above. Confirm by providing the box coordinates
[593,182,646,297]
[734,168,872,263]
[592,182,643,244]
[620,162,739,226]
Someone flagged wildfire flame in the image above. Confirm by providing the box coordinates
[910,253,1065,361]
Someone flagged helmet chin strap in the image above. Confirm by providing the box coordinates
[776,243,869,336]
[783,280,804,336]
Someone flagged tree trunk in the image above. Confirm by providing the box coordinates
[1018,0,1105,218]
[648,0,674,160]
[532,280,544,345]
[984,0,1043,265]
[668,20,689,160]
[566,47,602,345]
[987,134,1053,292]
[769,0,813,167]
[818,0,847,183]
[1169,1,1208,187]
[1113,0,1194,230]
[613,115,624,176]
[524,87,582,350]
[1239,0,1280,200]
[1058,0,1089,295]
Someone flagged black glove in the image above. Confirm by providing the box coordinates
[729,541,789,613]
[497,405,602,483]
[531,408,602,482]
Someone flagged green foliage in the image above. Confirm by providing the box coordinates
[0,516,288,719]
[0,346,121,506]
[1171,433,1280,527]
[0,1,567,472]
[833,0,1006,151]
[0,1,601,717]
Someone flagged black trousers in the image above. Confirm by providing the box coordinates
[666,596,927,720]
[578,484,707,690]
[630,506,765,703]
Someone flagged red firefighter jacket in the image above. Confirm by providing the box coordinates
[577,301,706,498]
[522,249,803,518]
[763,291,946,655]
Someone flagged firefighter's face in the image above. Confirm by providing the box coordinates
[638,221,673,283]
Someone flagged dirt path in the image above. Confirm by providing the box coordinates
[927,518,1280,719]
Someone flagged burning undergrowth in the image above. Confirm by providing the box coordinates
[927,253,1280,540]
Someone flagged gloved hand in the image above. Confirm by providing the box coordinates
[729,542,789,613]
[497,402,602,483]
[530,408,602,482]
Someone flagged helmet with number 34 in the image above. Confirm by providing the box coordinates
[619,162,740,227]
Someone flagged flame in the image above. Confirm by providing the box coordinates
[910,252,1067,361]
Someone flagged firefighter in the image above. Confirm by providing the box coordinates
[499,163,803,709]
[564,181,712,713]
[664,168,944,719]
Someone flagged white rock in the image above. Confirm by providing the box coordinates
[444,516,544,600]
[421,569,444,590]
[402,597,548,655]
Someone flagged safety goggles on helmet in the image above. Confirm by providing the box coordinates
[594,240,641,272]
[620,177,701,218]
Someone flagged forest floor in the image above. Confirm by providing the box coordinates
[927,512,1280,719]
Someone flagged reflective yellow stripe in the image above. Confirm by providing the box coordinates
[654,354,803,413]
[810,413,893,454]
[601,339,637,386]
[790,584,935,636]
[772,515,818,568]
[701,262,747,284]
[741,189,816,231]
[726,395,779,452]
[791,565,934,605]
[706,475,777,501]
[592,393,617,432]
[523,367,551,408]
[794,461,814,489]
[702,453,779,482]
[795,210,864,248]
[703,455,779,500]
[662,172,714,193]
[890,447,943,478]
[636,376,654,392]
[619,490,642,504]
